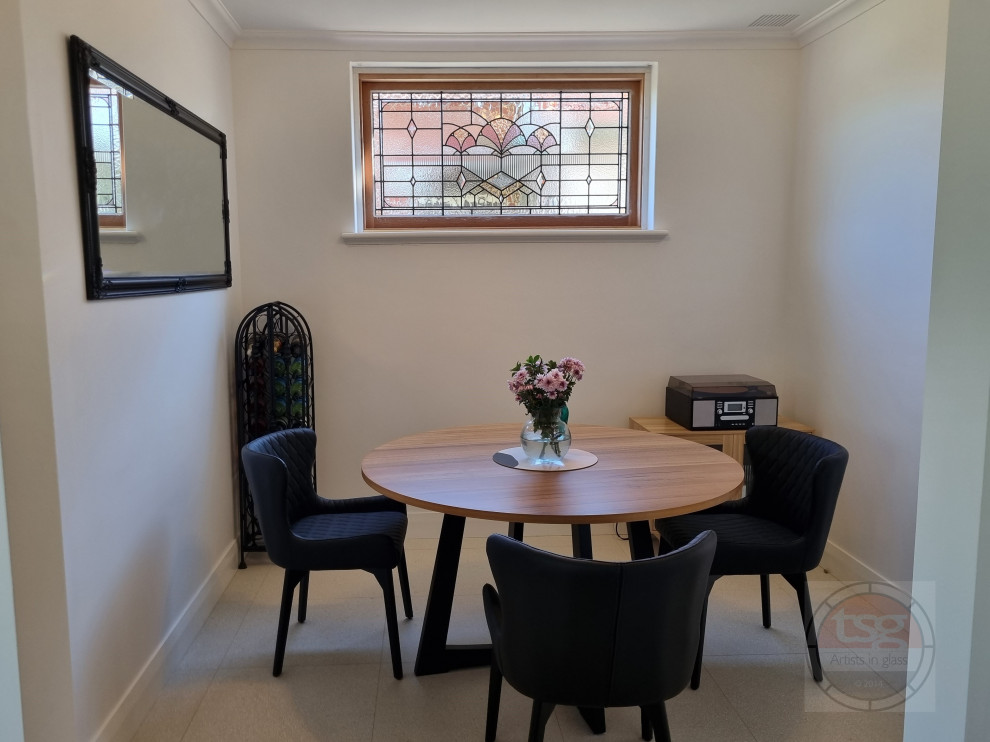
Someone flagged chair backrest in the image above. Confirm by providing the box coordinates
[745,426,849,565]
[241,428,320,566]
[485,530,716,709]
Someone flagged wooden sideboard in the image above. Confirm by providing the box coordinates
[629,416,815,496]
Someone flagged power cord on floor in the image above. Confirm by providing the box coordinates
[615,522,666,554]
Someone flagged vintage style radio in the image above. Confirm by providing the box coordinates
[665,374,778,431]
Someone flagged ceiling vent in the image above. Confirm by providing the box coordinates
[749,13,800,27]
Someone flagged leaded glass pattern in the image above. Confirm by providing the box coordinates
[369,89,632,220]
[88,74,124,222]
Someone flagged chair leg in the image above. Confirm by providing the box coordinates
[374,569,403,679]
[298,571,310,624]
[691,575,719,690]
[274,569,304,677]
[783,572,823,681]
[485,661,503,742]
[527,700,555,742]
[643,702,671,742]
[760,574,771,628]
[397,552,413,619]
[640,706,653,741]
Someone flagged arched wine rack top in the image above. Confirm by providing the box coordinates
[235,301,315,440]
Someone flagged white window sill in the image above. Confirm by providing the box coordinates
[341,229,669,245]
[99,230,145,244]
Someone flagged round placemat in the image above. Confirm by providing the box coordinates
[492,447,598,471]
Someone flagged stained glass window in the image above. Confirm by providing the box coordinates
[89,74,126,228]
[361,76,642,229]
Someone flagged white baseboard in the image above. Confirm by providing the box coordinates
[407,506,619,540]
[821,538,893,585]
[93,539,239,742]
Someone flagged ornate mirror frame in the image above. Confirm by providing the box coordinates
[68,35,232,299]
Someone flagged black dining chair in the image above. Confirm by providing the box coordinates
[483,530,716,742]
[655,425,848,689]
[240,428,413,678]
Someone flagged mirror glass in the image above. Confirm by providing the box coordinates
[69,35,232,299]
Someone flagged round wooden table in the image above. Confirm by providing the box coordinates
[362,423,744,680]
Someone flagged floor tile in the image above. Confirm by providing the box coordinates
[180,664,380,742]
[705,654,904,742]
[130,534,905,742]
[130,664,214,742]
[373,665,565,742]
[662,675,759,742]
[222,597,387,670]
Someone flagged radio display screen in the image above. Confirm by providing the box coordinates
[724,401,746,413]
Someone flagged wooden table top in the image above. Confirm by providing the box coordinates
[361,423,744,524]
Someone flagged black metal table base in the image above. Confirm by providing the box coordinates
[414,513,475,676]
[413,513,656,734]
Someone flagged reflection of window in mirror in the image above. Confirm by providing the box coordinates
[88,77,125,228]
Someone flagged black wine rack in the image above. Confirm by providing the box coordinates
[234,301,315,567]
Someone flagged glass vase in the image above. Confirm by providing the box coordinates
[520,407,571,466]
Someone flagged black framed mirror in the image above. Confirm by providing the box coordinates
[68,35,232,299]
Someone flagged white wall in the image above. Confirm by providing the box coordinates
[786,0,949,582]
[6,0,242,739]
[905,0,990,737]
[0,440,25,742]
[231,45,802,529]
[0,0,75,736]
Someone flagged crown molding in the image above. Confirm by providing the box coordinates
[201,0,883,53]
[188,0,242,47]
[794,0,887,46]
[231,29,800,52]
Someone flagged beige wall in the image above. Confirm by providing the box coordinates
[4,0,242,739]
[906,0,990,736]
[0,0,75,736]
[786,0,949,582]
[231,46,802,536]
[0,437,25,740]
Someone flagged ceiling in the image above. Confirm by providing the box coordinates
[217,0,846,36]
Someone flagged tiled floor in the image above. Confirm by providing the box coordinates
[132,532,905,741]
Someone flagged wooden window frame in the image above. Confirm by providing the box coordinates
[359,73,644,231]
